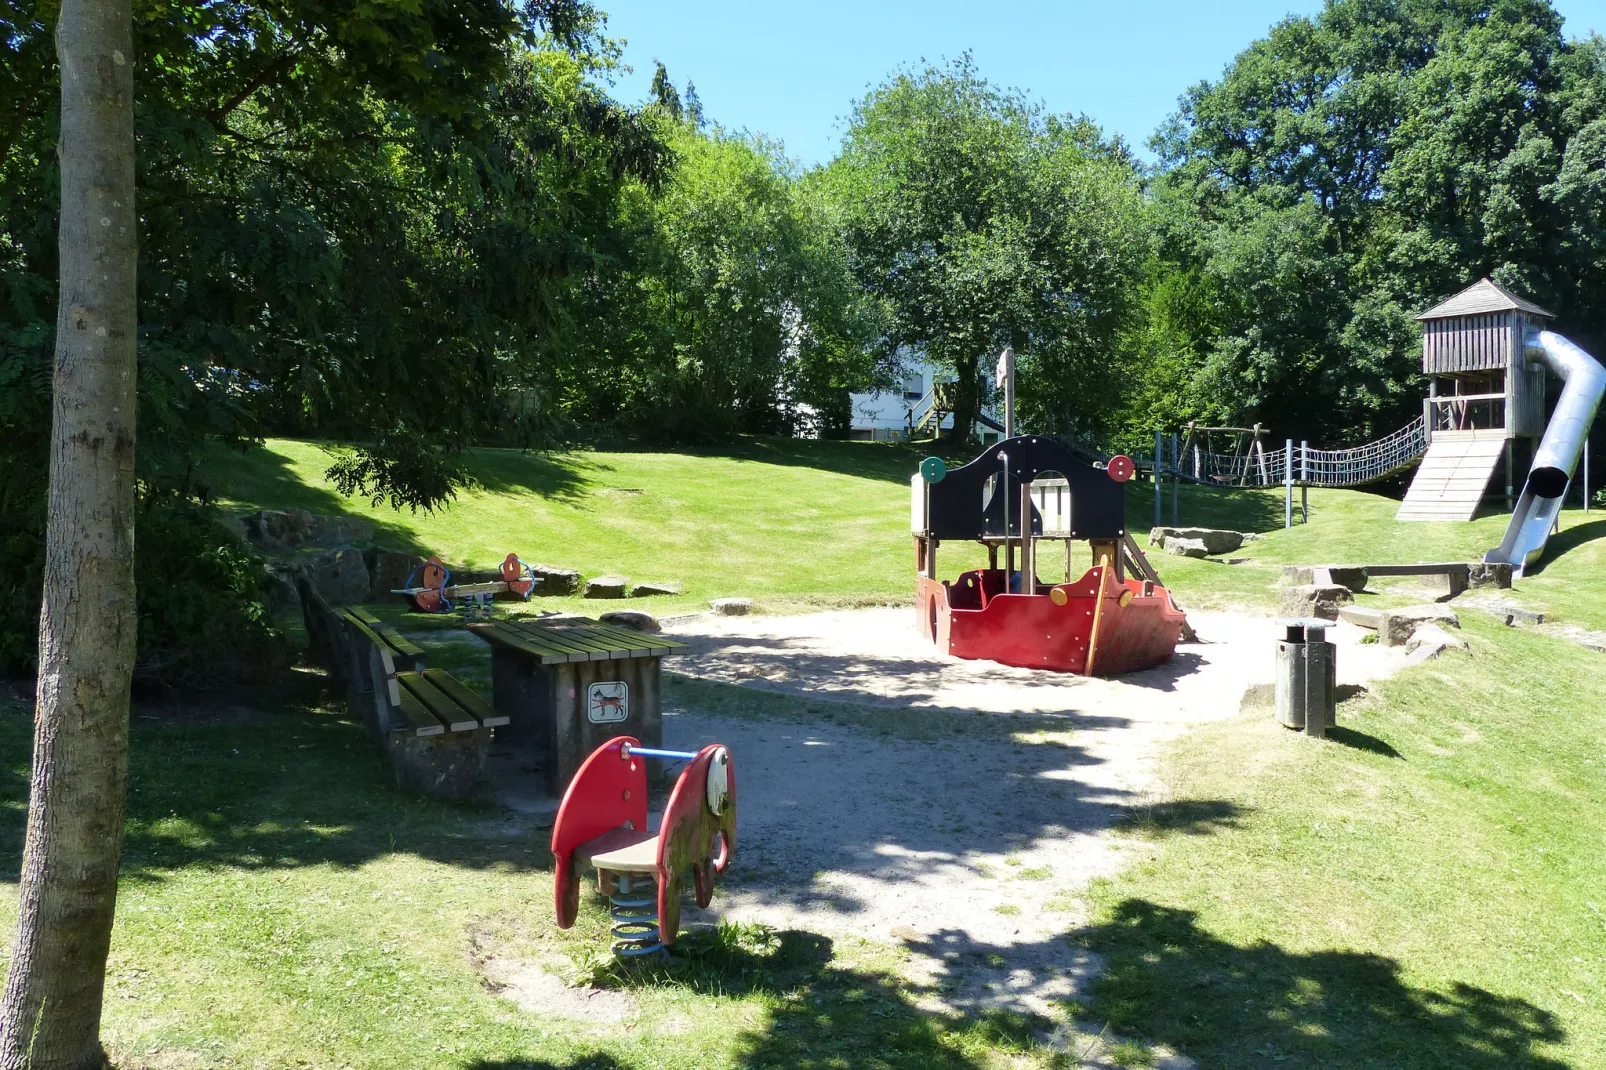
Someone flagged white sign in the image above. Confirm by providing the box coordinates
[995,346,1013,388]
[586,681,629,724]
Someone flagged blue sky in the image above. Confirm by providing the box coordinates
[592,0,1606,167]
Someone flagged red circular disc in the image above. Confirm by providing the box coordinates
[1108,454,1135,482]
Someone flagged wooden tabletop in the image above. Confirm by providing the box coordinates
[466,616,688,664]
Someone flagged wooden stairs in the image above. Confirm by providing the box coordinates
[1396,430,1505,521]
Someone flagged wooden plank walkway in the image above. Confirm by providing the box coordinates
[1396,432,1506,521]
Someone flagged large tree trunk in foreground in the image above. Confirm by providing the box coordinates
[0,1,137,1067]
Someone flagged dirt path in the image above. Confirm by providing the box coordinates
[658,607,1407,1020]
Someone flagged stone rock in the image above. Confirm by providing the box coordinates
[1322,566,1370,593]
[366,549,426,599]
[265,565,303,615]
[1379,605,1461,647]
[583,575,630,599]
[600,610,660,633]
[530,564,581,596]
[1406,622,1470,659]
[1467,562,1513,589]
[308,546,371,605]
[631,581,683,597]
[244,509,376,551]
[245,509,314,550]
[1279,584,1354,621]
[1150,527,1246,555]
[1465,599,1544,627]
[1338,605,1383,630]
[1163,537,1210,559]
[1280,565,1317,587]
[710,597,753,616]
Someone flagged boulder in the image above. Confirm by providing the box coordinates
[1406,622,1470,660]
[631,581,683,597]
[265,565,302,615]
[1467,562,1513,589]
[1279,584,1354,621]
[366,549,426,599]
[531,564,582,596]
[244,509,314,550]
[308,546,371,605]
[1163,537,1210,559]
[583,575,630,599]
[244,509,376,551]
[1379,605,1460,647]
[710,597,753,616]
[1322,566,1370,593]
[1338,605,1383,630]
[1150,527,1246,555]
[1279,565,1317,587]
[600,610,660,633]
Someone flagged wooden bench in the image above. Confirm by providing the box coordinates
[341,612,509,799]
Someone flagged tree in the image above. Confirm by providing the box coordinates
[0,0,138,1065]
[825,55,1148,444]
[1138,0,1606,446]
[649,60,682,119]
[563,120,880,439]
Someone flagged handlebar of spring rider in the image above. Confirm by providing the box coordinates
[619,743,700,761]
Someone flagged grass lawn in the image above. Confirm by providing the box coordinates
[2,437,1602,1068]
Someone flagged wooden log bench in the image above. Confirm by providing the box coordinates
[342,612,508,799]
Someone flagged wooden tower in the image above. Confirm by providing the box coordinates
[1398,278,1554,521]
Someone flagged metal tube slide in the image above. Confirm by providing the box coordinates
[1485,331,1606,574]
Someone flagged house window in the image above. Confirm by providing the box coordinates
[902,372,924,401]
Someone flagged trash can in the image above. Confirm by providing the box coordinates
[1275,617,1335,737]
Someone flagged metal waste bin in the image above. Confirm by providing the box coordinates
[1275,617,1335,736]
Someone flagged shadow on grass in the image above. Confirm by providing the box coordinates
[1075,899,1568,1068]
[1526,518,1606,574]
[520,926,1014,1069]
[1329,725,1405,759]
[1123,799,1245,837]
[672,435,934,485]
[0,689,545,882]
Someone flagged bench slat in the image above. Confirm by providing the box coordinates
[513,622,622,661]
[398,671,479,732]
[468,621,570,664]
[391,681,445,737]
[376,624,427,666]
[422,668,507,727]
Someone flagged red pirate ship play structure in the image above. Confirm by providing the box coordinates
[911,435,1189,676]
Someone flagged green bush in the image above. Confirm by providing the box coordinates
[0,497,283,689]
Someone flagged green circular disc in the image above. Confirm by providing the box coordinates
[920,456,948,484]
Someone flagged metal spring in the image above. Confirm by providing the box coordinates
[608,874,664,958]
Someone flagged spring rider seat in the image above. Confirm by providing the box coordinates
[551,736,736,956]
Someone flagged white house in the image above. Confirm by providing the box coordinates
[848,357,1004,443]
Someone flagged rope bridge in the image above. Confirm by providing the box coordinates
[1158,417,1428,488]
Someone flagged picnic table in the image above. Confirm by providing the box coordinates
[467,616,689,793]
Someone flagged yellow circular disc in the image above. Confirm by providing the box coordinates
[1050,587,1068,606]
[1118,589,1134,607]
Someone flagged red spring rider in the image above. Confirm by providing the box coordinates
[551,736,736,956]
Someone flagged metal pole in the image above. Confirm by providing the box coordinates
[1001,347,1015,440]
[1001,452,1013,586]
[1285,438,1294,529]
[1154,430,1163,529]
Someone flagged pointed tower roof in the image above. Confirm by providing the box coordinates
[1416,278,1554,321]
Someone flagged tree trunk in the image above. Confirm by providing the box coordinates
[0,1,137,1067]
[943,352,982,446]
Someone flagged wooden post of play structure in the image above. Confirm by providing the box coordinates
[1284,439,1294,529]
[1154,430,1163,529]
[1171,433,1180,526]
[1300,440,1310,524]
[1018,479,1035,594]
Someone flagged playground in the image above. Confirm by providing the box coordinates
[0,404,1597,1068]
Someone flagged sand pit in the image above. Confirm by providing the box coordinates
[657,606,1408,1015]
